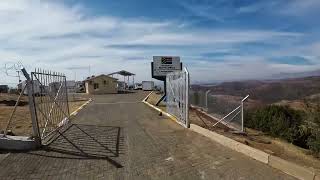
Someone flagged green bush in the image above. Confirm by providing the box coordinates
[305,104,320,155]
[307,131,320,156]
[245,104,320,155]
[245,105,310,148]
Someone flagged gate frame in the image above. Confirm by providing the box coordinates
[30,69,70,145]
[166,67,190,128]
[33,70,69,142]
[21,68,42,146]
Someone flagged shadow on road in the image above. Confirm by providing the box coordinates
[31,124,125,168]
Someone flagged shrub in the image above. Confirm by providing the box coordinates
[245,105,309,147]
[305,104,320,155]
[307,131,320,156]
[245,102,320,156]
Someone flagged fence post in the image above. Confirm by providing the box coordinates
[241,95,250,132]
[205,90,211,110]
[241,101,244,132]
[21,68,41,146]
[64,76,70,116]
[185,67,190,128]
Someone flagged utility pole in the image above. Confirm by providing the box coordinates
[67,65,91,81]
[16,70,21,83]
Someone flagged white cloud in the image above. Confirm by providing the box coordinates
[280,0,320,16]
[238,0,320,16]
[0,0,315,85]
[189,57,320,83]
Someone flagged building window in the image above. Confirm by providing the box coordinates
[94,83,99,90]
[103,80,107,85]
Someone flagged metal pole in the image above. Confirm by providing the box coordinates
[64,76,70,116]
[155,80,166,106]
[241,101,244,132]
[241,95,250,132]
[185,68,190,128]
[21,68,41,146]
[127,76,129,90]
[205,90,211,110]
[17,71,21,83]
[133,75,135,87]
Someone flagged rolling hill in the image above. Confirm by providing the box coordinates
[192,76,320,105]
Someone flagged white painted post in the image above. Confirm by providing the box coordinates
[241,95,250,132]
[185,67,190,128]
[241,101,244,132]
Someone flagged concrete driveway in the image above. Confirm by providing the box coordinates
[0,91,295,180]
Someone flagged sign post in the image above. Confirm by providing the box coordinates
[151,56,182,106]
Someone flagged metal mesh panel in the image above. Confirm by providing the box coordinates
[189,90,206,108]
[31,69,70,142]
[166,68,190,128]
[207,94,242,131]
[189,88,249,132]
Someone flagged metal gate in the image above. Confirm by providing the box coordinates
[166,67,190,128]
[31,69,70,143]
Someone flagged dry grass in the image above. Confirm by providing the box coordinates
[0,104,32,136]
[0,93,89,136]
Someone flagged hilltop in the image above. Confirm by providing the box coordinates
[192,76,320,106]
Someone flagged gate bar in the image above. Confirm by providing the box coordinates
[21,68,41,146]
[156,80,166,106]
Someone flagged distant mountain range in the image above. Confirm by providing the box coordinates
[193,69,320,86]
[270,69,320,79]
[192,75,320,104]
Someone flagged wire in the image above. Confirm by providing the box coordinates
[0,61,24,77]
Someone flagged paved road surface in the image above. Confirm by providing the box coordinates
[0,91,295,179]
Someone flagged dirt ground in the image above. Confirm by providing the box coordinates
[148,91,320,173]
[0,93,89,136]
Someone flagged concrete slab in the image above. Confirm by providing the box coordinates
[268,155,315,180]
[0,135,37,151]
[190,124,270,164]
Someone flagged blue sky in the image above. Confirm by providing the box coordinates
[0,0,320,85]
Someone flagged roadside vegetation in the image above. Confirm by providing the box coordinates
[245,103,320,157]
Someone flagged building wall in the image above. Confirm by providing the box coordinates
[85,76,117,94]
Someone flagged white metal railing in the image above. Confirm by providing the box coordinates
[166,67,190,128]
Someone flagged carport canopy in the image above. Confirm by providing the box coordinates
[108,70,135,77]
[108,70,135,89]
